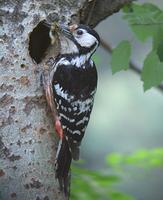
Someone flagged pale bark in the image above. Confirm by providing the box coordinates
[0,0,133,199]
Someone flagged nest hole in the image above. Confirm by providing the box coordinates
[28,20,51,64]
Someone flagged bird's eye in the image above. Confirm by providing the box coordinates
[76,29,83,35]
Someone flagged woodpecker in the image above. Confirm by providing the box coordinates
[43,23,100,195]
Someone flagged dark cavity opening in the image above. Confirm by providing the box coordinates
[28,20,51,64]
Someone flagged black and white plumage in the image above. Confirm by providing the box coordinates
[48,24,100,195]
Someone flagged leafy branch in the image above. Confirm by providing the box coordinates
[107,148,163,169]
[71,164,135,200]
[71,148,163,200]
[100,39,163,92]
[108,2,163,91]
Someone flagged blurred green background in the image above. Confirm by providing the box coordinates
[71,0,163,200]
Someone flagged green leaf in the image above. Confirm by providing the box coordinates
[123,3,163,41]
[157,40,163,62]
[152,26,163,61]
[106,153,124,166]
[111,41,131,74]
[106,148,163,168]
[110,191,135,200]
[141,51,163,91]
[153,26,163,49]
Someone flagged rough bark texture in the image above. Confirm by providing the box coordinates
[80,0,133,27]
[0,0,133,200]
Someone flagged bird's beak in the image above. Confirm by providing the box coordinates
[42,21,78,34]
[60,24,78,40]
[59,25,74,40]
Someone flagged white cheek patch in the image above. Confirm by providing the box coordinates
[76,33,97,48]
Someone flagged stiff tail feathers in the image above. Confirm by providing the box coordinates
[55,137,72,196]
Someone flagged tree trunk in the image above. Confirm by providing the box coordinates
[0,0,132,199]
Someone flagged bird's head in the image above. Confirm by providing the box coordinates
[52,24,100,57]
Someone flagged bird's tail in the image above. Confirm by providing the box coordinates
[55,137,72,196]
